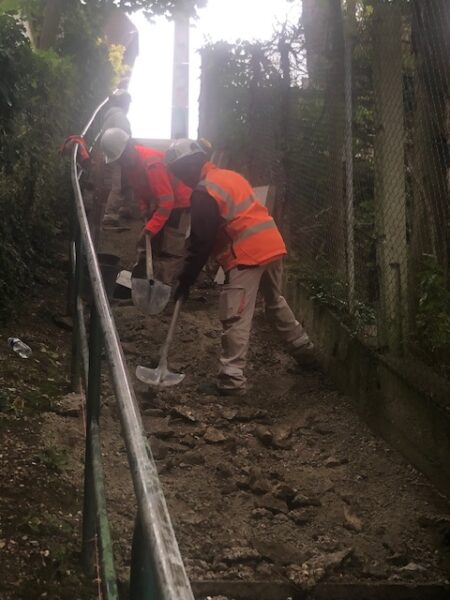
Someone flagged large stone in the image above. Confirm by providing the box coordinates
[255,494,288,514]
[287,547,353,589]
[220,407,239,421]
[252,539,302,566]
[181,450,206,466]
[147,417,174,439]
[272,482,297,502]
[204,427,227,444]
[170,405,199,423]
[291,494,322,508]
[289,509,316,526]
[55,393,83,418]
[343,505,363,532]
[222,547,261,564]
[254,425,273,446]
[325,456,348,468]
[148,437,169,460]
[253,423,293,449]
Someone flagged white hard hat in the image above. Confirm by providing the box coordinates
[100,127,131,163]
[166,139,206,166]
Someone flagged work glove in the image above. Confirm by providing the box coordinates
[174,280,190,303]
[59,135,90,168]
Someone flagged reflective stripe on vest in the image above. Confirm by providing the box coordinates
[144,154,163,168]
[198,181,255,221]
[235,219,277,242]
[158,193,174,203]
[154,205,172,217]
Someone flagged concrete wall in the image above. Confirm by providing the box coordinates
[285,278,450,498]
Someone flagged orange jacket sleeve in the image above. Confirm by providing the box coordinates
[145,163,175,235]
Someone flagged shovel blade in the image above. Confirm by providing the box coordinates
[136,365,185,388]
[131,277,171,315]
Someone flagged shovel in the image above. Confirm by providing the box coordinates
[136,299,185,387]
[131,234,171,315]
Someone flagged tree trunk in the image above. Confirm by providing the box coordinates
[39,0,63,51]
[324,0,346,276]
[302,0,331,87]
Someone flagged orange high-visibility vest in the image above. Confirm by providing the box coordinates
[198,162,286,272]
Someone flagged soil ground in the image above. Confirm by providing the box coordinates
[100,222,450,593]
[0,251,92,599]
[0,220,449,599]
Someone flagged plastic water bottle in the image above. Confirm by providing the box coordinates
[8,337,32,359]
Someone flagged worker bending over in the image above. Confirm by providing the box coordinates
[166,139,315,396]
[100,128,191,285]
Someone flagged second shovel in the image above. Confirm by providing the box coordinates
[131,234,171,315]
[136,299,185,387]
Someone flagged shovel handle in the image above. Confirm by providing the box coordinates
[159,299,182,366]
[145,234,154,280]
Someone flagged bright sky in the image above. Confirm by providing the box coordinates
[127,0,300,139]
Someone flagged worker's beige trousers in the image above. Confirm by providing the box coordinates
[218,259,310,391]
[104,163,124,217]
[152,208,191,286]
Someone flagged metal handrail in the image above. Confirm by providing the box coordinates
[70,99,194,599]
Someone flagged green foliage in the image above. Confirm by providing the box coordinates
[0,0,31,13]
[287,264,375,335]
[108,42,129,87]
[104,0,207,18]
[200,19,377,338]
[0,12,113,321]
[0,0,207,19]
[415,256,450,369]
[37,446,69,472]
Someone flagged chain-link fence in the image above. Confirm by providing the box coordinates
[199,0,450,381]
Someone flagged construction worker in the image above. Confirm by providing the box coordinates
[166,139,316,396]
[101,89,133,227]
[100,128,191,285]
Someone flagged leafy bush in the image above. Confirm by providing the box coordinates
[0,13,112,321]
[415,255,450,373]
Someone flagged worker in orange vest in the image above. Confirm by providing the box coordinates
[166,139,316,396]
[100,128,191,285]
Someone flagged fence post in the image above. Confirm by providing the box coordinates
[373,2,409,354]
[82,303,103,576]
[130,512,159,599]
[70,226,82,392]
[342,0,356,312]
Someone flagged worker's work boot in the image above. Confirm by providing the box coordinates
[118,206,132,219]
[102,213,120,227]
[291,335,318,369]
[219,386,247,397]
[197,382,247,397]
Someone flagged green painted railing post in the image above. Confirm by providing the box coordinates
[130,512,159,600]
[70,226,82,393]
[82,302,103,577]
